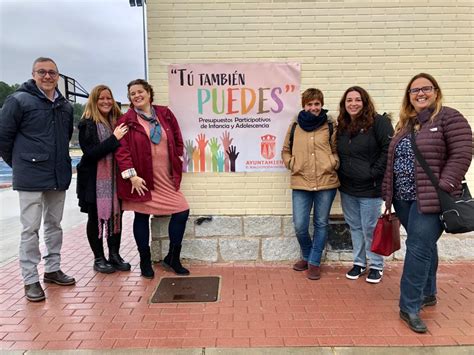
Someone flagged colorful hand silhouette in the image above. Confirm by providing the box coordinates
[182,150,189,172]
[209,137,220,172]
[226,145,240,172]
[196,133,208,172]
[217,151,225,172]
[220,130,234,172]
[184,139,195,172]
[192,147,200,172]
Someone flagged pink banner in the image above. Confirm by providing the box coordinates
[168,63,301,172]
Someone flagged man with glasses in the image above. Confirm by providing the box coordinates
[0,57,75,302]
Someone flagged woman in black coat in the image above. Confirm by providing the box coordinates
[76,85,130,273]
[336,86,394,284]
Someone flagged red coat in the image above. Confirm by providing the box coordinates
[115,105,184,202]
[382,106,472,213]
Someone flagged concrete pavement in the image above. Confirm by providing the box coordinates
[0,176,88,266]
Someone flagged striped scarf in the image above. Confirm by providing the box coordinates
[96,122,121,238]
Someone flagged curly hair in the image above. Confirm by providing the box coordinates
[337,86,376,136]
[127,79,154,107]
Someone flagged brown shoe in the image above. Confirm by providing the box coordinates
[307,264,321,280]
[293,259,308,271]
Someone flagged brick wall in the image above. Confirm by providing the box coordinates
[147,0,473,216]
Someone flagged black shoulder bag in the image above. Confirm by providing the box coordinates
[410,131,474,234]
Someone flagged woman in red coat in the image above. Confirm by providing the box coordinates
[115,79,190,278]
[382,73,472,333]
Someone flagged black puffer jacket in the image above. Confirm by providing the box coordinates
[76,118,120,213]
[337,114,394,197]
[0,80,73,191]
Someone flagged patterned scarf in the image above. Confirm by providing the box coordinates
[96,122,121,238]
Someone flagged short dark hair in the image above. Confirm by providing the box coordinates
[127,79,154,107]
[301,88,324,107]
[32,57,58,71]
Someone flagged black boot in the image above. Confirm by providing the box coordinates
[86,214,114,273]
[138,247,154,279]
[107,234,131,271]
[109,253,131,271]
[162,244,190,275]
[94,257,115,274]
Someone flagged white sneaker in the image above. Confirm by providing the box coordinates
[345,265,366,280]
[366,269,383,284]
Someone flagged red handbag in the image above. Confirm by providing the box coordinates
[371,208,401,256]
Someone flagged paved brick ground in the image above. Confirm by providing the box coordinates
[0,214,473,350]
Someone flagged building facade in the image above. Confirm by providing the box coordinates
[146,0,474,262]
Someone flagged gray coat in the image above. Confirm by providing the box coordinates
[0,79,73,191]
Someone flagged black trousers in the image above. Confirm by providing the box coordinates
[86,206,123,259]
[133,209,190,250]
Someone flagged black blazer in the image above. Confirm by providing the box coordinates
[76,118,120,212]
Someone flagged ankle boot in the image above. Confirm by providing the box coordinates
[93,257,115,274]
[138,247,154,279]
[307,264,321,280]
[109,253,131,271]
[108,235,131,271]
[162,243,190,275]
[87,220,113,273]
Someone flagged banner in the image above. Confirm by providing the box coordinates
[168,63,301,172]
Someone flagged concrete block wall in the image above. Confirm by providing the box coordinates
[146,0,474,259]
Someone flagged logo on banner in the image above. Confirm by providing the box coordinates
[260,134,276,160]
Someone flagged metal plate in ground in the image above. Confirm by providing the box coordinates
[150,276,220,303]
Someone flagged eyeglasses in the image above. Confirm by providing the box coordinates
[408,86,435,95]
[34,69,59,78]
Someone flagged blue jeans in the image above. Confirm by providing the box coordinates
[340,192,384,270]
[292,189,336,266]
[393,199,443,314]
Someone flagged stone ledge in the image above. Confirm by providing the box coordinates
[150,215,474,262]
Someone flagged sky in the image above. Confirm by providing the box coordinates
[0,0,145,103]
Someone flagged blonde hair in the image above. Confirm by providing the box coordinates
[82,85,122,127]
[395,73,443,135]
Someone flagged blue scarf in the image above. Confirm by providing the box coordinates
[297,109,328,132]
[134,107,161,144]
